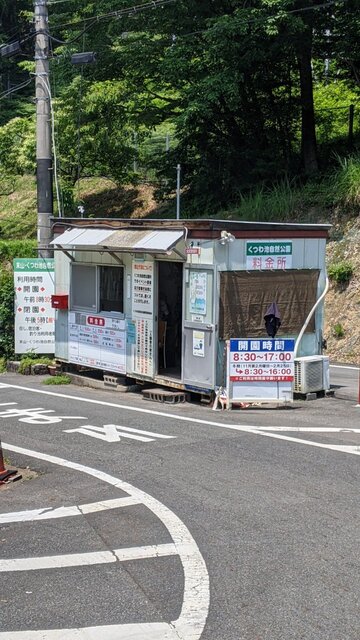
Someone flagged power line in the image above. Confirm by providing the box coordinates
[49,0,177,30]
[0,78,33,101]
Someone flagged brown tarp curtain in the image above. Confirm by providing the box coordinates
[219,269,320,339]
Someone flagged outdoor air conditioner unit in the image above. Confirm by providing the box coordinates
[294,356,330,394]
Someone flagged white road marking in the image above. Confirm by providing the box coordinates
[64,423,176,443]
[0,497,140,524]
[254,427,360,433]
[0,622,179,640]
[1,382,360,458]
[0,404,86,424]
[0,544,178,573]
[0,550,115,572]
[1,443,210,640]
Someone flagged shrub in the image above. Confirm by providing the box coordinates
[43,375,71,385]
[18,356,53,375]
[328,261,354,285]
[333,323,345,339]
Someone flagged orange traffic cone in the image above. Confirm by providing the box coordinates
[0,440,17,483]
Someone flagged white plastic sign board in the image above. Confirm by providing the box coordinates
[227,338,295,406]
[68,312,126,373]
[132,261,154,317]
[246,241,292,270]
[14,258,55,354]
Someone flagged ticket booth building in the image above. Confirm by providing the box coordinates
[51,219,330,395]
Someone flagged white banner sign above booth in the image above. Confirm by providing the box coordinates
[246,241,292,270]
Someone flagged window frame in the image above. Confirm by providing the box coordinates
[99,264,124,315]
[70,263,125,316]
[70,263,98,312]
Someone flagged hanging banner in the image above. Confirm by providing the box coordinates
[132,261,154,317]
[14,258,55,354]
[134,317,153,376]
[246,241,292,270]
[132,260,154,377]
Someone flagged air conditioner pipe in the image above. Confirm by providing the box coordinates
[294,276,330,358]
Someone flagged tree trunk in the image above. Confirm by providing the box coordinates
[297,26,318,176]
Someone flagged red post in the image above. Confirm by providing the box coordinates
[0,440,6,473]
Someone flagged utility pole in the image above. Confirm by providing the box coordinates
[35,0,53,257]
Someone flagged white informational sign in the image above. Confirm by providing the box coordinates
[227,338,295,406]
[68,312,126,374]
[134,318,153,376]
[132,261,154,317]
[13,258,55,354]
[246,241,292,270]
[193,331,205,357]
[229,338,295,382]
[189,272,207,315]
[131,260,154,377]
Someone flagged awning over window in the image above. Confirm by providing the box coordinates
[51,228,184,254]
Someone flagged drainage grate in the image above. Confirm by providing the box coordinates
[142,388,186,404]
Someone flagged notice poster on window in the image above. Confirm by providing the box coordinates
[132,261,154,317]
[13,258,55,354]
[189,271,207,315]
[68,312,126,374]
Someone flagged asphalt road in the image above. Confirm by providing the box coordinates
[330,363,359,402]
[1,373,360,639]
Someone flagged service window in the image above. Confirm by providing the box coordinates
[71,264,97,311]
[99,266,124,313]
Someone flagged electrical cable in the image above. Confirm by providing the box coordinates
[0,78,33,101]
[76,12,87,207]
[48,35,66,217]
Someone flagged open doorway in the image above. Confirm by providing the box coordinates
[157,261,183,379]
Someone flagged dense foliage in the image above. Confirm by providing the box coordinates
[0,0,359,214]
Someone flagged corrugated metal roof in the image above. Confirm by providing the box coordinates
[51,228,184,253]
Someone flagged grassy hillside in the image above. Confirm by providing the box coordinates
[1,155,359,239]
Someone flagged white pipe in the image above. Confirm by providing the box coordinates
[294,276,330,357]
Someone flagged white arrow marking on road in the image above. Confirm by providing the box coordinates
[1,442,210,640]
[64,423,176,443]
[0,496,140,524]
